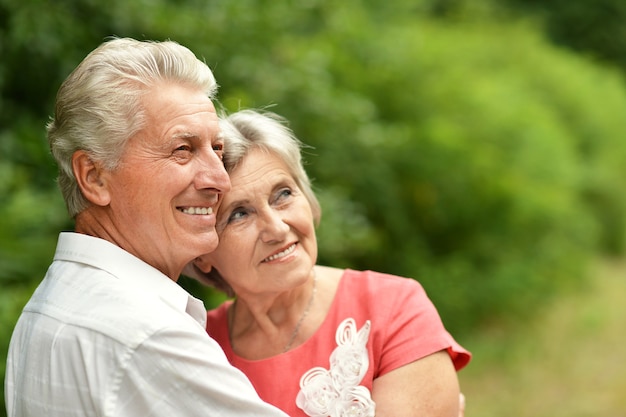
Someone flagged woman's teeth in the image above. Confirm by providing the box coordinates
[264,243,296,262]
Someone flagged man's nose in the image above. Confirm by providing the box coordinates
[195,152,231,193]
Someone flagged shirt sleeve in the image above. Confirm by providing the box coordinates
[374,275,471,377]
[110,325,289,417]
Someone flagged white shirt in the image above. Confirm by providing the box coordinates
[5,232,288,417]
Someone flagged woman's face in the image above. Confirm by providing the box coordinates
[198,148,317,296]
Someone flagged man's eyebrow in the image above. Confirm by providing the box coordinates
[172,132,198,140]
[158,133,195,150]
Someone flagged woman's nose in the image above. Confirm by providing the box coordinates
[259,210,289,242]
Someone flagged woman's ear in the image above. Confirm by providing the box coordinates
[72,150,111,207]
[194,255,213,273]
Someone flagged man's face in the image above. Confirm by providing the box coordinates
[102,82,230,278]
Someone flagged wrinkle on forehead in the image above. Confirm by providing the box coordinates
[217,151,293,217]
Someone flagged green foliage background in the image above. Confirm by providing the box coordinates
[2,0,626,414]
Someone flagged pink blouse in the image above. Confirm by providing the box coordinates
[207,269,471,417]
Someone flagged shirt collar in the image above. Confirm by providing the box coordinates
[54,232,207,328]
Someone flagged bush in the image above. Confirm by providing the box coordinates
[229,20,626,334]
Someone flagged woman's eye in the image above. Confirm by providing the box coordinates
[227,208,248,223]
[275,188,293,202]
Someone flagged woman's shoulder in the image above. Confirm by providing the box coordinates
[316,267,429,319]
[340,268,425,295]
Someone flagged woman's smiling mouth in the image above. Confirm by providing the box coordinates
[263,243,297,262]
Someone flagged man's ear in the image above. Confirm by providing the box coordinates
[194,255,213,273]
[72,150,111,207]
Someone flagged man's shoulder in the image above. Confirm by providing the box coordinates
[23,259,195,348]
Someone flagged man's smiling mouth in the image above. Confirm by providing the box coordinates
[179,206,214,215]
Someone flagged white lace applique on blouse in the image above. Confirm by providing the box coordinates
[296,318,375,417]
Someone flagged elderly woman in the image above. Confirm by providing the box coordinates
[190,110,471,417]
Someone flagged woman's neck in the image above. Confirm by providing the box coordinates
[228,265,343,359]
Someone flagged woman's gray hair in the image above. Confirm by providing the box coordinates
[188,109,321,294]
[220,109,321,222]
[48,37,217,217]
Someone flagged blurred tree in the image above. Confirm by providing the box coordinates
[506,0,626,73]
[264,18,626,332]
[423,0,626,73]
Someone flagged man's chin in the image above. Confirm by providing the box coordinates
[196,232,219,254]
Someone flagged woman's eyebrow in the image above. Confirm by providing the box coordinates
[221,198,250,213]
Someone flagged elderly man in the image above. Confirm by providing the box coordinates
[5,38,288,417]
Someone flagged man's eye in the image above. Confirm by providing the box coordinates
[213,144,224,160]
[174,145,192,152]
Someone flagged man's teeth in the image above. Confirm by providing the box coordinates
[181,207,213,215]
[264,244,296,262]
